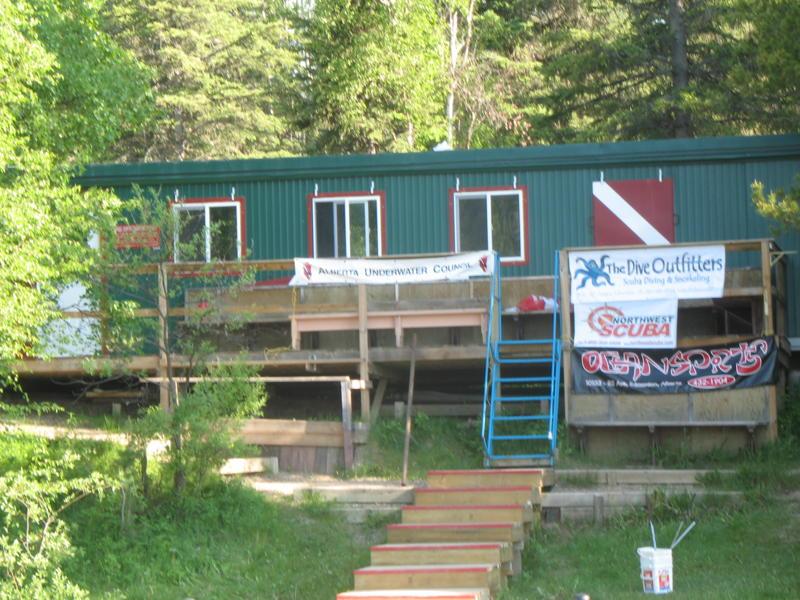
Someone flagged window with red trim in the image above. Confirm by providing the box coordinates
[310,193,385,258]
[451,187,528,265]
[172,197,245,262]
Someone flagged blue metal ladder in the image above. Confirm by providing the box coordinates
[481,252,562,466]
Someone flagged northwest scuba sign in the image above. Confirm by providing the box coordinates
[569,245,725,303]
[572,337,777,394]
[574,299,677,349]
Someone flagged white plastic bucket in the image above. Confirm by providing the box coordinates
[637,547,673,594]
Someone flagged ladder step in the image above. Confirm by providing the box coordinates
[495,356,554,365]
[488,453,553,461]
[496,340,555,346]
[491,434,551,441]
[494,398,551,405]
[496,359,553,366]
[496,375,552,382]
[493,415,550,422]
[493,393,551,401]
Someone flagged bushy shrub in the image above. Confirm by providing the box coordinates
[0,433,115,599]
[129,362,267,495]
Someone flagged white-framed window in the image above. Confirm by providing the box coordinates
[173,199,243,262]
[452,188,527,264]
[312,194,383,258]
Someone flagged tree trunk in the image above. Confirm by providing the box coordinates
[140,450,150,498]
[668,0,691,137]
[446,10,458,147]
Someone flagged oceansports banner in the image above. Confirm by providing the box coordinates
[289,251,495,286]
[569,245,725,303]
[574,299,678,349]
[572,338,777,394]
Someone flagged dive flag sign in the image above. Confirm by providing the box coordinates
[593,179,675,246]
[568,245,726,303]
[574,299,678,349]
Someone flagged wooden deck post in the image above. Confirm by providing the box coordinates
[401,335,417,487]
[341,381,353,470]
[157,263,170,411]
[761,240,774,336]
[358,284,371,421]
[559,250,572,424]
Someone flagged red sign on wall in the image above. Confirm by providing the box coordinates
[593,179,675,246]
[115,224,161,249]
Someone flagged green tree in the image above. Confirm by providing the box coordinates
[0,435,113,599]
[94,191,266,494]
[520,0,749,143]
[0,0,147,388]
[746,1,800,230]
[104,0,303,161]
[730,0,800,133]
[302,0,448,153]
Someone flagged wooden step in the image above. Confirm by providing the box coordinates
[337,588,490,600]
[401,504,533,527]
[371,542,512,567]
[426,469,544,490]
[353,564,502,595]
[386,522,523,545]
[415,486,541,507]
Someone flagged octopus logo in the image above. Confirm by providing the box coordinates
[587,305,624,335]
[479,255,489,272]
[303,262,312,280]
[573,255,613,289]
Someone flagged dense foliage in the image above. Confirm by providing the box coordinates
[0,0,149,386]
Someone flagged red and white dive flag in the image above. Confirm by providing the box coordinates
[593,179,675,246]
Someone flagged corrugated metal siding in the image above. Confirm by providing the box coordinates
[79,135,800,334]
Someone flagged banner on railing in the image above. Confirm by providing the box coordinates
[289,251,495,286]
[574,299,677,349]
[572,337,777,394]
[568,245,725,303]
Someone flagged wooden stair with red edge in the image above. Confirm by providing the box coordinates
[386,522,523,545]
[401,504,534,526]
[336,590,489,600]
[426,468,545,490]
[338,469,546,599]
[353,564,503,595]
[414,485,541,507]
[370,543,513,567]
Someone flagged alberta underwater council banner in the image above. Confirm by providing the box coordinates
[289,251,495,286]
[572,337,777,394]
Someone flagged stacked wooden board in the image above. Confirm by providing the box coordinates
[337,469,545,600]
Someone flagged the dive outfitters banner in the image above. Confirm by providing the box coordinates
[569,245,725,303]
[289,251,495,286]
[572,337,777,394]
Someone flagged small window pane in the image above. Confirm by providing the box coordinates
[336,203,346,257]
[315,202,335,257]
[491,194,521,258]
[209,206,238,261]
[368,202,379,256]
[177,208,205,262]
[349,202,367,257]
[458,196,489,252]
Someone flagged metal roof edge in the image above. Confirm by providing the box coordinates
[77,134,800,187]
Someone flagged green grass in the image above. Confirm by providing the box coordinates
[502,498,800,599]
[0,430,378,599]
[65,483,374,599]
[347,414,485,480]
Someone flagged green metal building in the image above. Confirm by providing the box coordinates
[79,134,800,338]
